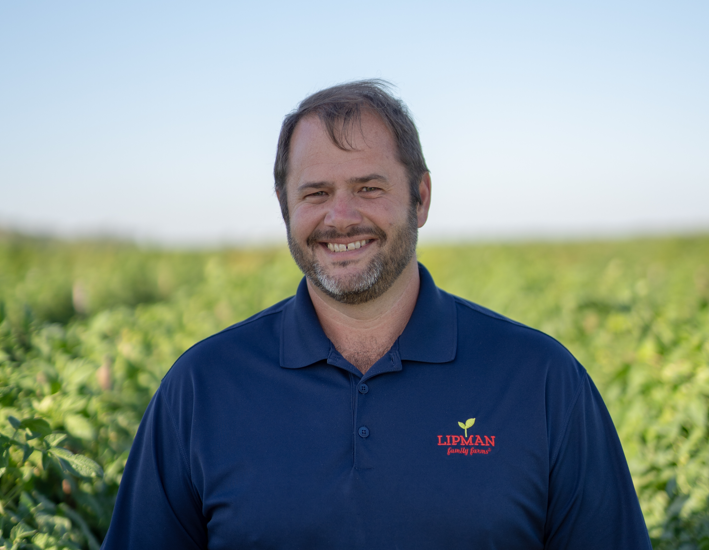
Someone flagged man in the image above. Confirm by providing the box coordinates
[102,80,652,549]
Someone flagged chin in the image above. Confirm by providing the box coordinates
[287,205,419,305]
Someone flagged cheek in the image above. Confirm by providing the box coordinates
[368,200,407,230]
[289,205,322,238]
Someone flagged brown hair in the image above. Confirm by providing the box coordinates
[274,79,429,222]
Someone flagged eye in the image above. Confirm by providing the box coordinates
[360,186,380,193]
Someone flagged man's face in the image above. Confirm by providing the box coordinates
[283,112,430,305]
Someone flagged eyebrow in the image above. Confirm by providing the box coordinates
[297,174,388,193]
[347,173,387,185]
[297,181,329,193]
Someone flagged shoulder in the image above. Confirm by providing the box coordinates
[449,292,588,410]
[453,293,582,366]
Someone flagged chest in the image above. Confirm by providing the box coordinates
[189,361,550,550]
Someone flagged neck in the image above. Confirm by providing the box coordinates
[307,260,421,373]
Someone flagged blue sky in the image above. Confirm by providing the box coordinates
[1,1,707,245]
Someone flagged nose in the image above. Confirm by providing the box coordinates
[323,192,363,232]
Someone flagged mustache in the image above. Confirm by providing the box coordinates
[306,226,387,247]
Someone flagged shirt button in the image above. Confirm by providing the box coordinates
[358,426,370,438]
[358,383,369,394]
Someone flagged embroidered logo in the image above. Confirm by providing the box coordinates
[438,418,495,456]
[458,417,475,437]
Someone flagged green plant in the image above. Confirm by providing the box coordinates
[0,416,102,550]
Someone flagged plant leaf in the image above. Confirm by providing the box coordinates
[457,421,466,429]
[49,447,103,478]
[64,414,96,440]
[22,443,33,463]
[21,418,52,438]
[8,416,22,430]
[45,433,68,447]
[465,418,476,428]
[10,521,36,542]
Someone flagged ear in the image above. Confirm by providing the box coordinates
[416,172,432,228]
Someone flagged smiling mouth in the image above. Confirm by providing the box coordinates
[325,239,371,253]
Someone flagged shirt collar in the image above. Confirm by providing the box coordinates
[280,263,457,369]
[399,264,457,363]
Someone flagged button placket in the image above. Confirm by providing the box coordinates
[357,384,370,439]
[357,384,370,438]
[353,376,375,468]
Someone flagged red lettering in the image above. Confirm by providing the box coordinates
[447,447,469,455]
[439,435,496,448]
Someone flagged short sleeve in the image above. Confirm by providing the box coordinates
[101,387,207,550]
[544,373,652,549]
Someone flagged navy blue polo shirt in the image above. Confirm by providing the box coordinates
[102,264,651,549]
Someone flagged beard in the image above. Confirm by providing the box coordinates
[287,205,419,305]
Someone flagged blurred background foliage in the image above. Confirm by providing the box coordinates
[1,230,708,549]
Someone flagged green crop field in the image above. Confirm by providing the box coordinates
[1,231,708,549]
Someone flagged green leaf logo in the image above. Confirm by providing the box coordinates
[458,418,476,437]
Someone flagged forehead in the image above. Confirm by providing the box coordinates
[287,112,403,187]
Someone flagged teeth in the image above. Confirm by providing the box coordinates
[326,240,369,253]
